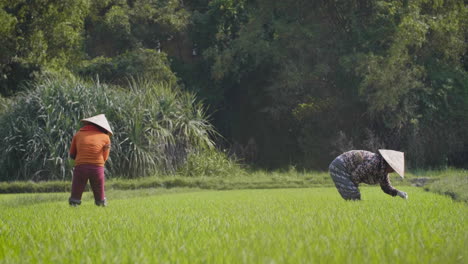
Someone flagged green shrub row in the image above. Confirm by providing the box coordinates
[0,172,333,194]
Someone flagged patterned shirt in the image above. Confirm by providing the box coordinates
[338,150,398,196]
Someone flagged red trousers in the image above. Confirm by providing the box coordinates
[70,164,105,202]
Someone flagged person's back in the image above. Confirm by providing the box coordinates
[70,125,110,166]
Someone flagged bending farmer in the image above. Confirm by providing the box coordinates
[69,114,113,206]
[329,149,408,200]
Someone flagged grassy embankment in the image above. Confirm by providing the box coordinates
[415,169,468,202]
[0,168,466,202]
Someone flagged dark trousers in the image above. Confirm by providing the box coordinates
[329,158,361,200]
[70,164,106,205]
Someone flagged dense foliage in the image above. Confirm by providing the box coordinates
[1,0,467,176]
[200,0,468,168]
[0,77,216,180]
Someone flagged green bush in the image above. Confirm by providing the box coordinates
[178,149,246,177]
[77,49,178,85]
[0,77,216,181]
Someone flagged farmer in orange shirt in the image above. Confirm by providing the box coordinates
[69,114,112,206]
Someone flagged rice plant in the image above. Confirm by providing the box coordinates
[0,77,217,181]
[0,187,466,263]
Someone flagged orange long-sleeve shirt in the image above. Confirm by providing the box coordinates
[69,125,111,167]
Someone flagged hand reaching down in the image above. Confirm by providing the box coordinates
[397,190,408,199]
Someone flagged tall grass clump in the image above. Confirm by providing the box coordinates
[177,148,246,177]
[0,77,217,181]
[0,95,10,114]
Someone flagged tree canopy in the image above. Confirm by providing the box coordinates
[1,0,467,170]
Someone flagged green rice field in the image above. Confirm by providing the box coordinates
[0,187,466,263]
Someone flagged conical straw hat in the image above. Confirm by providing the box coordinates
[378,149,404,178]
[81,114,113,135]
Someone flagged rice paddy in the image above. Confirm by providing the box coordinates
[0,187,466,263]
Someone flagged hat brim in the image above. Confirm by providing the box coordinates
[81,114,113,135]
[378,149,404,178]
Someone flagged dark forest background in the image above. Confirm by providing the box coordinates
[1,0,467,172]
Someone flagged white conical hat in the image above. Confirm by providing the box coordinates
[81,114,113,135]
[378,149,404,178]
